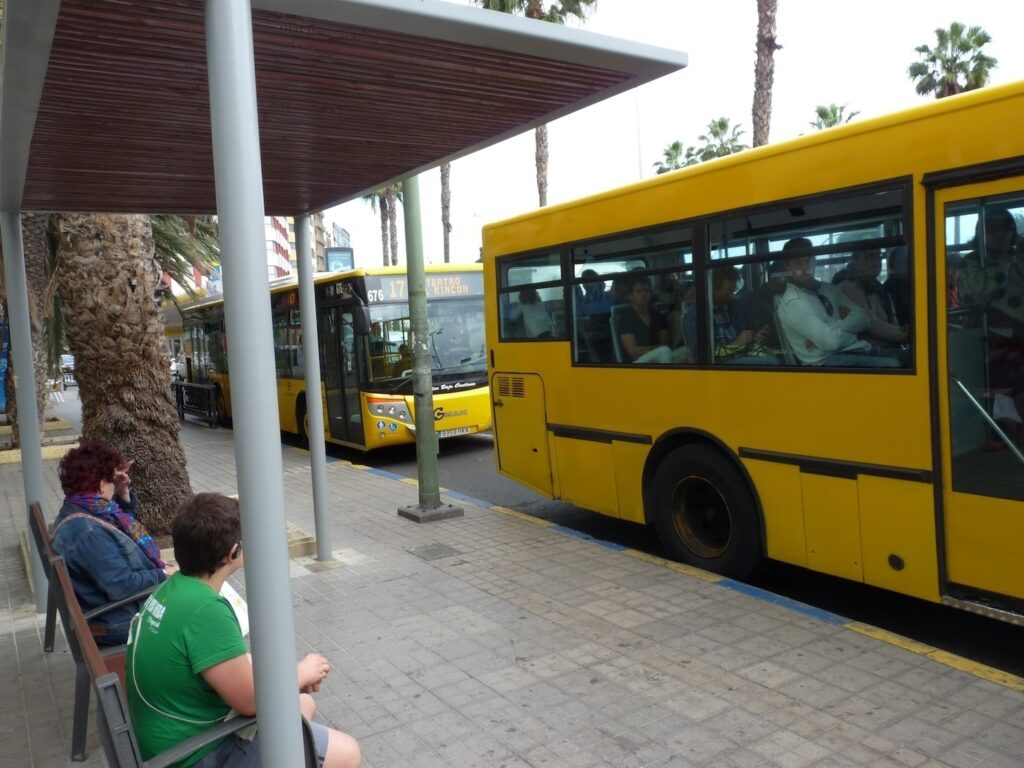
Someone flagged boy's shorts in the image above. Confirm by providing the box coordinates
[192,721,329,767]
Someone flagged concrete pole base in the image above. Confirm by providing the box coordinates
[397,504,464,523]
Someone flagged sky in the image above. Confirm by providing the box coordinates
[323,0,1024,268]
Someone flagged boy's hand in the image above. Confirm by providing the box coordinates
[298,653,331,692]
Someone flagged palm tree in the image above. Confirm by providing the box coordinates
[751,0,781,147]
[653,141,701,174]
[696,118,748,162]
[54,214,193,533]
[440,162,452,263]
[384,184,401,266]
[473,0,597,207]
[362,190,390,266]
[810,103,859,130]
[909,22,997,99]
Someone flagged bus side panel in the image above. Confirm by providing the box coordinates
[553,438,618,517]
[492,373,553,497]
[743,460,806,567]
[945,495,1024,600]
[278,379,299,434]
[611,441,648,525]
[802,474,863,582]
[858,477,939,602]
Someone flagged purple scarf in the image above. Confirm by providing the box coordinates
[65,493,166,570]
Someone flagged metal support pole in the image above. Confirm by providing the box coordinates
[295,215,332,560]
[204,2,303,764]
[1,211,47,612]
[398,175,462,523]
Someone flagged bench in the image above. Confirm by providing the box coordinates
[52,558,319,766]
[171,380,219,428]
[29,501,158,761]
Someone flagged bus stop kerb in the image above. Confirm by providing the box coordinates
[0,0,686,762]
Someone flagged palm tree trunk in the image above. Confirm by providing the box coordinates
[385,185,399,266]
[55,213,191,534]
[379,194,390,266]
[535,125,549,207]
[441,162,451,263]
[752,0,780,148]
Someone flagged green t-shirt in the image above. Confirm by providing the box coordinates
[126,574,248,767]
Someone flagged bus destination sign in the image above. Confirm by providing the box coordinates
[365,272,483,304]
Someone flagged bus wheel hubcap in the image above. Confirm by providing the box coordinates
[671,476,732,559]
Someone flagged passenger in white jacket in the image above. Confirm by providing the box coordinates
[776,238,901,367]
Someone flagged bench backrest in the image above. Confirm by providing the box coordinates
[29,501,57,577]
[52,558,145,766]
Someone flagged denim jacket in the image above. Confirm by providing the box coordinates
[51,492,166,645]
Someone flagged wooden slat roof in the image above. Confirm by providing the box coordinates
[0,0,687,216]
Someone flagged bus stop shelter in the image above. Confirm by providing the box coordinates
[0,0,686,762]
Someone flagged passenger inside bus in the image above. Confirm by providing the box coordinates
[612,275,689,364]
[957,206,1024,446]
[683,265,776,365]
[515,287,556,338]
[775,238,900,367]
[835,248,909,347]
[734,259,787,350]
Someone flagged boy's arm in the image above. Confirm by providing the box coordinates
[202,654,257,716]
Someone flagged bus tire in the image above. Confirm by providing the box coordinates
[651,445,761,580]
[296,398,309,449]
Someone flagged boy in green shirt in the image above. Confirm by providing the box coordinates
[126,493,361,768]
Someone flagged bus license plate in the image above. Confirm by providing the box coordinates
[438,427,472,438]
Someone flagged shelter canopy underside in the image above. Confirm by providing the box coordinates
[4,0,687,216]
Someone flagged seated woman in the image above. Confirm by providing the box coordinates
[51,440,173,645]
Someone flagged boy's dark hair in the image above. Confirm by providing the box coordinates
[172,493,242,576]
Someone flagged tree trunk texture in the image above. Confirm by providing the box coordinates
[379,195,390,266]
[440,162,451,263]
[385,185,399,266]
[55,214,191,534]
[752,0,780,148]
[535,124,549,208]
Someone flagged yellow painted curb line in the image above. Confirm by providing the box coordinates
[846,622,1024,692]
[0,418,71,435]
[622,548,723,583]
[0,442,77,464]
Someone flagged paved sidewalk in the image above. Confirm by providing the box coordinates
[2,406,1023,767]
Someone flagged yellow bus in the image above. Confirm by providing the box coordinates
[484,81,1024,623]
[180,264,491,451]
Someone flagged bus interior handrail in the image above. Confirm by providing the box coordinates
[950,376,1024,466]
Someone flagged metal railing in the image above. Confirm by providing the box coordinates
[171,380,218,428]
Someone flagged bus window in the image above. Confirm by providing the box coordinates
[498,251,566,340]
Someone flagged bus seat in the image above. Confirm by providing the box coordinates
[772,296,799,366]
[609,307,627,363]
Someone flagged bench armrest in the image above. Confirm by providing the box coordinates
[83,584,158,621]
[143,716,258,768]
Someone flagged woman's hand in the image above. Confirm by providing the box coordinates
[297,653,331,693]
[113,459,134,502]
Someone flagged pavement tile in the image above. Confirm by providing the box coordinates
[2,401,1023,767]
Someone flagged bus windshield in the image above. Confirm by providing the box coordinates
[367,297,486,382]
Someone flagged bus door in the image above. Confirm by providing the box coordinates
[934,179,1024,610]
[320,306,365,446]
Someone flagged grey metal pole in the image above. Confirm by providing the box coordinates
[204,2,303,764]
[397,175,462,523]
[295,214,332,560]
[1,211,47,612]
